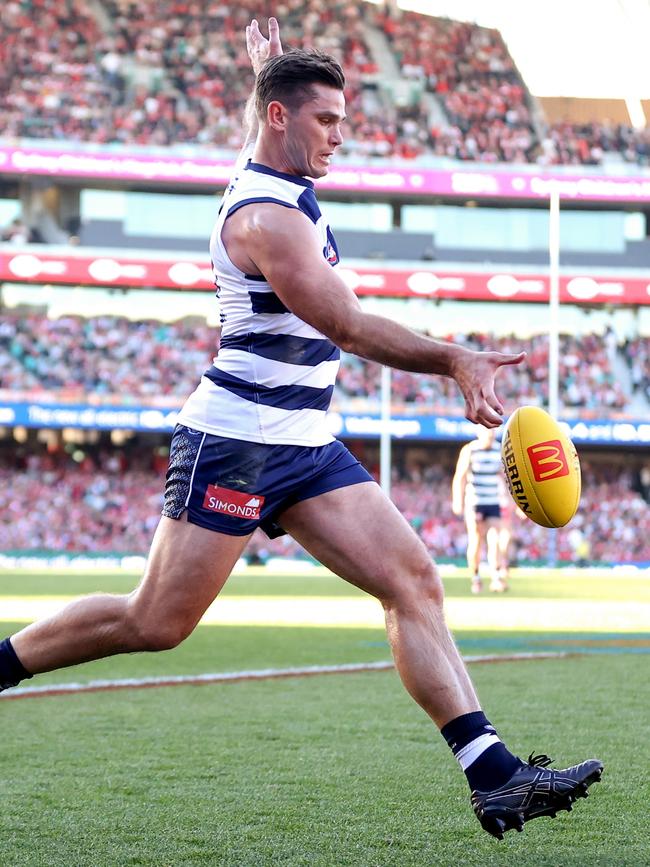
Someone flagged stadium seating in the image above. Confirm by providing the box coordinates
[2,444,648,565]
[0,314,637,413]
[622,337,650,403]
[1,0,647,163]
[336,331,630,413]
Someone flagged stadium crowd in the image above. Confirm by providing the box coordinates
[376,9,537,163]
[0,314,215,400]
[1,443,648,566]
[0,313,636,413]
[538,121,650,168]
[337,331,629,413]
[622,336,650,403]
[0,0,647,165]
[0,0,379,150]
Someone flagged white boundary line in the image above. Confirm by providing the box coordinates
[0,652,570,701]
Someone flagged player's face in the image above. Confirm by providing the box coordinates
[284,84,345,178]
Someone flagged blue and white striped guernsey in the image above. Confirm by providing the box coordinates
[177,160,341,446]
[466,440,503,508]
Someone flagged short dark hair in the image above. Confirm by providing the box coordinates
[255,49,345,118]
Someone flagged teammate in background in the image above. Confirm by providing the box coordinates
[452,426,510,594]
[0,17,602,840]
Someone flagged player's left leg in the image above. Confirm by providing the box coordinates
[280,481,480,725]
[497,520,513,583]
[2,516,250,681]
[485,519,507,592]
[464,510,483,594]
[279,482,603,838]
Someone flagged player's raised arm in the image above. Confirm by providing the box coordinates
[236,18,283,165]
[242,205,524,428]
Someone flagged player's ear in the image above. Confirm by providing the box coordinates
[267,100,290,131]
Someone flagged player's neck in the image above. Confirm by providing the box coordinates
[252,141,306,180]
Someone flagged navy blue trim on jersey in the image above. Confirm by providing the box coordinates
[226,197,298,219]
[205,366,334,411]
[248,291,289,314]
[246,161,314,189]
[244,272,267,282]
[297,188,321,224]
[219,332,340,366]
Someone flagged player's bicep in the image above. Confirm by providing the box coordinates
[246,206,362,341]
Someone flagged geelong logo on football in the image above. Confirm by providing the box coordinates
[527,440,569,482]
[202,485,265,519]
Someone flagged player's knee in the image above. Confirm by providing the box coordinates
[126,599,193,652]
[132,617,191,652]
[413,560,445,607]
[385,557,444,610]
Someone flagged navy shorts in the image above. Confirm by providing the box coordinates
[474,504,501,520]
[162,425,374,538]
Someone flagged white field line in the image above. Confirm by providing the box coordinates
[2,595,649,631]
[0,652,569,701]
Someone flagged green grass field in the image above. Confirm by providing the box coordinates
[1,567,649,866]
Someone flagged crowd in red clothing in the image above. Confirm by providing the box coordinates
[0,0,379,149]
[0,313,635,413]
[538,122,650,167]
[336,330,629,413]
[376,10,536,163]
[2,444,648,566]
[0,0,647,166]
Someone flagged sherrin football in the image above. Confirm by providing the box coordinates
[501,406,581,528]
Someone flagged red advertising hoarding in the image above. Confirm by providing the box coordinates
[1,248,649,304]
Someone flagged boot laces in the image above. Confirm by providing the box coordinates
[527,753,553,768]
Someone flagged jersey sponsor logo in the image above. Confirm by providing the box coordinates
[527,440,570,482]
[324,241,338,265]
[202,485,265,520]
[324,227,339,266]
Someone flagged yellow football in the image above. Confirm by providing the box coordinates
[501,406,581,528]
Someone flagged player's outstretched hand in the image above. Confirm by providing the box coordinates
[246,17,283,76]
[451,348,526,428]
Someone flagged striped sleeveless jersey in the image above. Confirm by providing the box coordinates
[466,440,503,508]
[177,161,341,446]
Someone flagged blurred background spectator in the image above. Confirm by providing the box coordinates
[0,313,639,413]
[0,0,647,163]
[1,443,647,565]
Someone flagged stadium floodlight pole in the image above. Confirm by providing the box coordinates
[547,182,561,567]
[379,365,392,498]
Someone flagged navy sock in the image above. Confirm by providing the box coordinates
[441,711,522,791]
[0,637,33,690]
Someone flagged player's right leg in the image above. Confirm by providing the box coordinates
[280,480,603,839]
[2,516,250,682]
[464,511,483,593]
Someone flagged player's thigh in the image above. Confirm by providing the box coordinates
[279,481,440,603]
[129,515,251,630]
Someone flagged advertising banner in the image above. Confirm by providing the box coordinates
[1,248,649,305]
[2,398,649,445]
[2,143,650,203]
